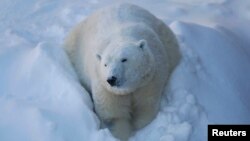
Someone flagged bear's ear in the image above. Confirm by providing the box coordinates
[137,39,147,50]
[96,54,102,61]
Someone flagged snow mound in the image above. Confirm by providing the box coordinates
[0,43,115,141]
[171,21,250,123]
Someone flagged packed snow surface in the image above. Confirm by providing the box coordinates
[0,0,250,141]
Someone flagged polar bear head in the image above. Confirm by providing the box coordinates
[96,39,156,95]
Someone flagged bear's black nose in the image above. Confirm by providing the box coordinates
[107,76,117,86]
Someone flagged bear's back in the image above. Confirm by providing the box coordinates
[92,3,163,39]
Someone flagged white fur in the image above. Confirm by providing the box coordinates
[64,3,181,141]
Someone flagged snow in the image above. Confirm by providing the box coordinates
[0,0,249,141]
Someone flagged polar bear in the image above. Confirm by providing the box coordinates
[64,3,180,141]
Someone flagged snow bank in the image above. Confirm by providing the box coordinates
[0,43,114,141]
[171,21,250,124]
[0,0,250,141]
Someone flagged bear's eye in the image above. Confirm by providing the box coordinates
[104,64,107,67]
[121,58,127,63]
